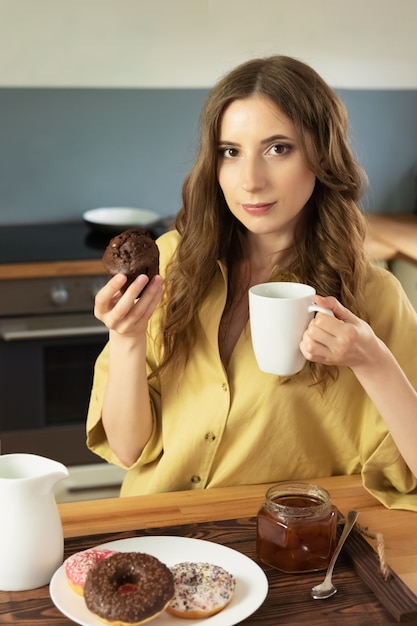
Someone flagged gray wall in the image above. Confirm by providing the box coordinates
[0,88,416,225]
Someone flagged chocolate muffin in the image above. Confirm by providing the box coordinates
[102,228,160,293]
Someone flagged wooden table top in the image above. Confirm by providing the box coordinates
[2,474,417,625]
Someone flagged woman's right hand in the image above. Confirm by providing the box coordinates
[94,273,164,337]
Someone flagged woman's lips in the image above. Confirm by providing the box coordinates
[241,202,275,215]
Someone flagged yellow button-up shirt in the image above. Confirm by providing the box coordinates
[87,230,417,510]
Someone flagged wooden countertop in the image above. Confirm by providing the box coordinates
[2,475,417,625]
[0,258,105,279]
[366,212,417,262]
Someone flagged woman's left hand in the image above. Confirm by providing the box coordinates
[300,295,381,372]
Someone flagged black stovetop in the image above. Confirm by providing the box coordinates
[0,222,107,264]
[0,222,165,264]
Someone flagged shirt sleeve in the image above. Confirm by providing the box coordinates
[362,432,417,510]
[360,265,417,510]
[86,339,164,469]
[85,342,125,467]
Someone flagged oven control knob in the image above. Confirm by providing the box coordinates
[50,285,69,306]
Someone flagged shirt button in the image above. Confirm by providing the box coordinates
[191,475,201,483]
[205,432,216,442]
[221,382,228,391]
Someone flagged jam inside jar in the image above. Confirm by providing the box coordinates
[256,482,337,573]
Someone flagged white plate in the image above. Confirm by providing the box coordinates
[83,207,161,232]
[50,536,268,626]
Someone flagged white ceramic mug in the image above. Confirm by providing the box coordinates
[249,282,333,376]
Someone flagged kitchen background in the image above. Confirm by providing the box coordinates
[0,0,416,224]
[0,0,416,501]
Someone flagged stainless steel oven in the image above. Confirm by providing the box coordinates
[0,221,166,500]
[0,272,109,466]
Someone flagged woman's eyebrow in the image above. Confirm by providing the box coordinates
[260,134,294,144]
[218,139,239,146]
[218,134,294,146]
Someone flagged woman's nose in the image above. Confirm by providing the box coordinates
[241,156,266,192]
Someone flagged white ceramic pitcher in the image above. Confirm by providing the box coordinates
[0,453,68,591]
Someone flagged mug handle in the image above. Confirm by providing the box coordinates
[308,304,334,317]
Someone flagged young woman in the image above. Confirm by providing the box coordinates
[87,55,417,509]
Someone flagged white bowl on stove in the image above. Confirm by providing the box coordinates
[83,207,161,233]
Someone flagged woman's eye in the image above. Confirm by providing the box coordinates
[269,143,291,155]
[219,147,239,158]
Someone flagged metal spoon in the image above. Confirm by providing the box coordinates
[311,509,359,599]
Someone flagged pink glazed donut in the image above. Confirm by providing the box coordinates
[64,548,118,595]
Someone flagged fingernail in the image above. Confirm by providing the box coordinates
[114,273,126,285]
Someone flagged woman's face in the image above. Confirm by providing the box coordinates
[217,95,316,245]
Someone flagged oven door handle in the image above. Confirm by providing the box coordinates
[0,325,109,341]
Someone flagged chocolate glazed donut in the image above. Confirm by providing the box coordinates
[84,552,174,625]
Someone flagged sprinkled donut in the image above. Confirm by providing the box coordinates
[84,551,175,626]
[64,548,118,595]
[167,562,236,619]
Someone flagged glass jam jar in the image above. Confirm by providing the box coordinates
[256,481,337,573]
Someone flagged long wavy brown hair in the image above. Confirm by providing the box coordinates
[155,55,368,387]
